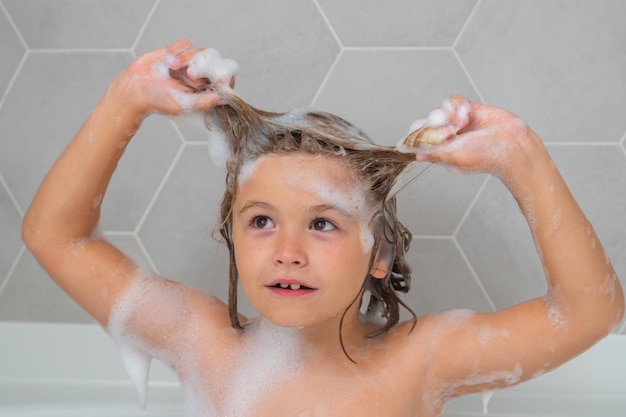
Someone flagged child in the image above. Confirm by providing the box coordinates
[22,39,624,417]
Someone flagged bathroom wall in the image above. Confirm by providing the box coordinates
[0,0,624,334]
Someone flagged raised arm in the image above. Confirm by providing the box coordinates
[21,40,231,327]
[408,96,624,399]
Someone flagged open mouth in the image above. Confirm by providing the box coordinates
[272,283,313,291]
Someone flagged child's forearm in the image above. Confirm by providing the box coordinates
[510,134,624,338]
[22,75,145,251]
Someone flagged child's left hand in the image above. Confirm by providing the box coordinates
[410,96,547,191]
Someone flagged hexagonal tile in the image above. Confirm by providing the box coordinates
[101,116,182,231]
[0,178,22,288]
[137,144,257,319]
[456,177,545,309]
[312,49,480,146]
[135,0,339,111]
[401,237,494,319]
[396,164,486,236]
[0,7,25,101]
[456,0,626,143]
[0,51,181,231]
[318,0,478,47]
[3,0,155,49]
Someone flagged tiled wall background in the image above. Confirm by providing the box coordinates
[0,0,624,334]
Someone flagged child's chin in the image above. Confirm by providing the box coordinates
[260,311,325,330]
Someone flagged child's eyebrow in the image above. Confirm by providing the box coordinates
[238,200,276,215]
[309,204,353,219]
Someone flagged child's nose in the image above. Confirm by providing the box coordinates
[273,230,307,267]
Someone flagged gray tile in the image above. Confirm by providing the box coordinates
[0,7,25,101]
[135,0,339,111]
[0,250,94,323]
[318,0,478,47]
[100,116,182,231]
[456,177,546,309]
[396,164,486,236]
[0,180,22,286]
[4,0,155,49]
[313,49,481,146]
[137,144,257,319]
[0,51,133,214]
[0,51,181,231]
[401,237,493,319]
[456,0,626,143]
[175,115,211,143]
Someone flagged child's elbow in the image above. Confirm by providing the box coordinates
[21,211,46,256]
[598,279,624,337]
[614,284,625,327]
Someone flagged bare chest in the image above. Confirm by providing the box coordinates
[181,354,437,417]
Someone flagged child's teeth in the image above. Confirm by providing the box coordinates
[290,284,301,290]
[280,283,289,289]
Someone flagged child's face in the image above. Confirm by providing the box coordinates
[231,153,376,329]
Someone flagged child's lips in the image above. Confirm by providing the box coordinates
[266,278,317,295]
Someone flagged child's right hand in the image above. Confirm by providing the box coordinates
[112,39,237,118]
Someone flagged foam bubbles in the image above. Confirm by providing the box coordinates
[543,208,562,240]
[599,272,617,303]
[106,268,201,409]
[481,390,494,415]
[237,155,260,186]
[543,286,570,330]
[397,97,471,154]
[204,111,231,170]
[426,109,448,127]
[223,319,303,416]
[475,324,509,345]
[169,89,199,112]
[154,47,239,112]
[282,155,376,253]
[462,363,523,387]
[187,48,239,85]
[117,343,152,408]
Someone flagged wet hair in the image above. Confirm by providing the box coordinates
[206,88,417,343]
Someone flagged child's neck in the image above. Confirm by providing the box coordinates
[251,305,376,364]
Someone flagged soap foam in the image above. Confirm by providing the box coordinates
[223,319,303,416]
[481,390,494,415]
[599,272,617,303]
[187,48,239,85]
[543,285,570,330]
[283,155,376,253]
[396,97,471,154]
[154,47,240,112]
[204,110,231,170]
[456,363,523,390]
[106,268,205,409]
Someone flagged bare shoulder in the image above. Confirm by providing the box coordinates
[386,300,601,400]
[107,270,241,364]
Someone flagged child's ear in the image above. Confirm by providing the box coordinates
[370,240,394,279]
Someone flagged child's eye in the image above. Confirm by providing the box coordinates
[250,216,274,229]
[311,218,336,232]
